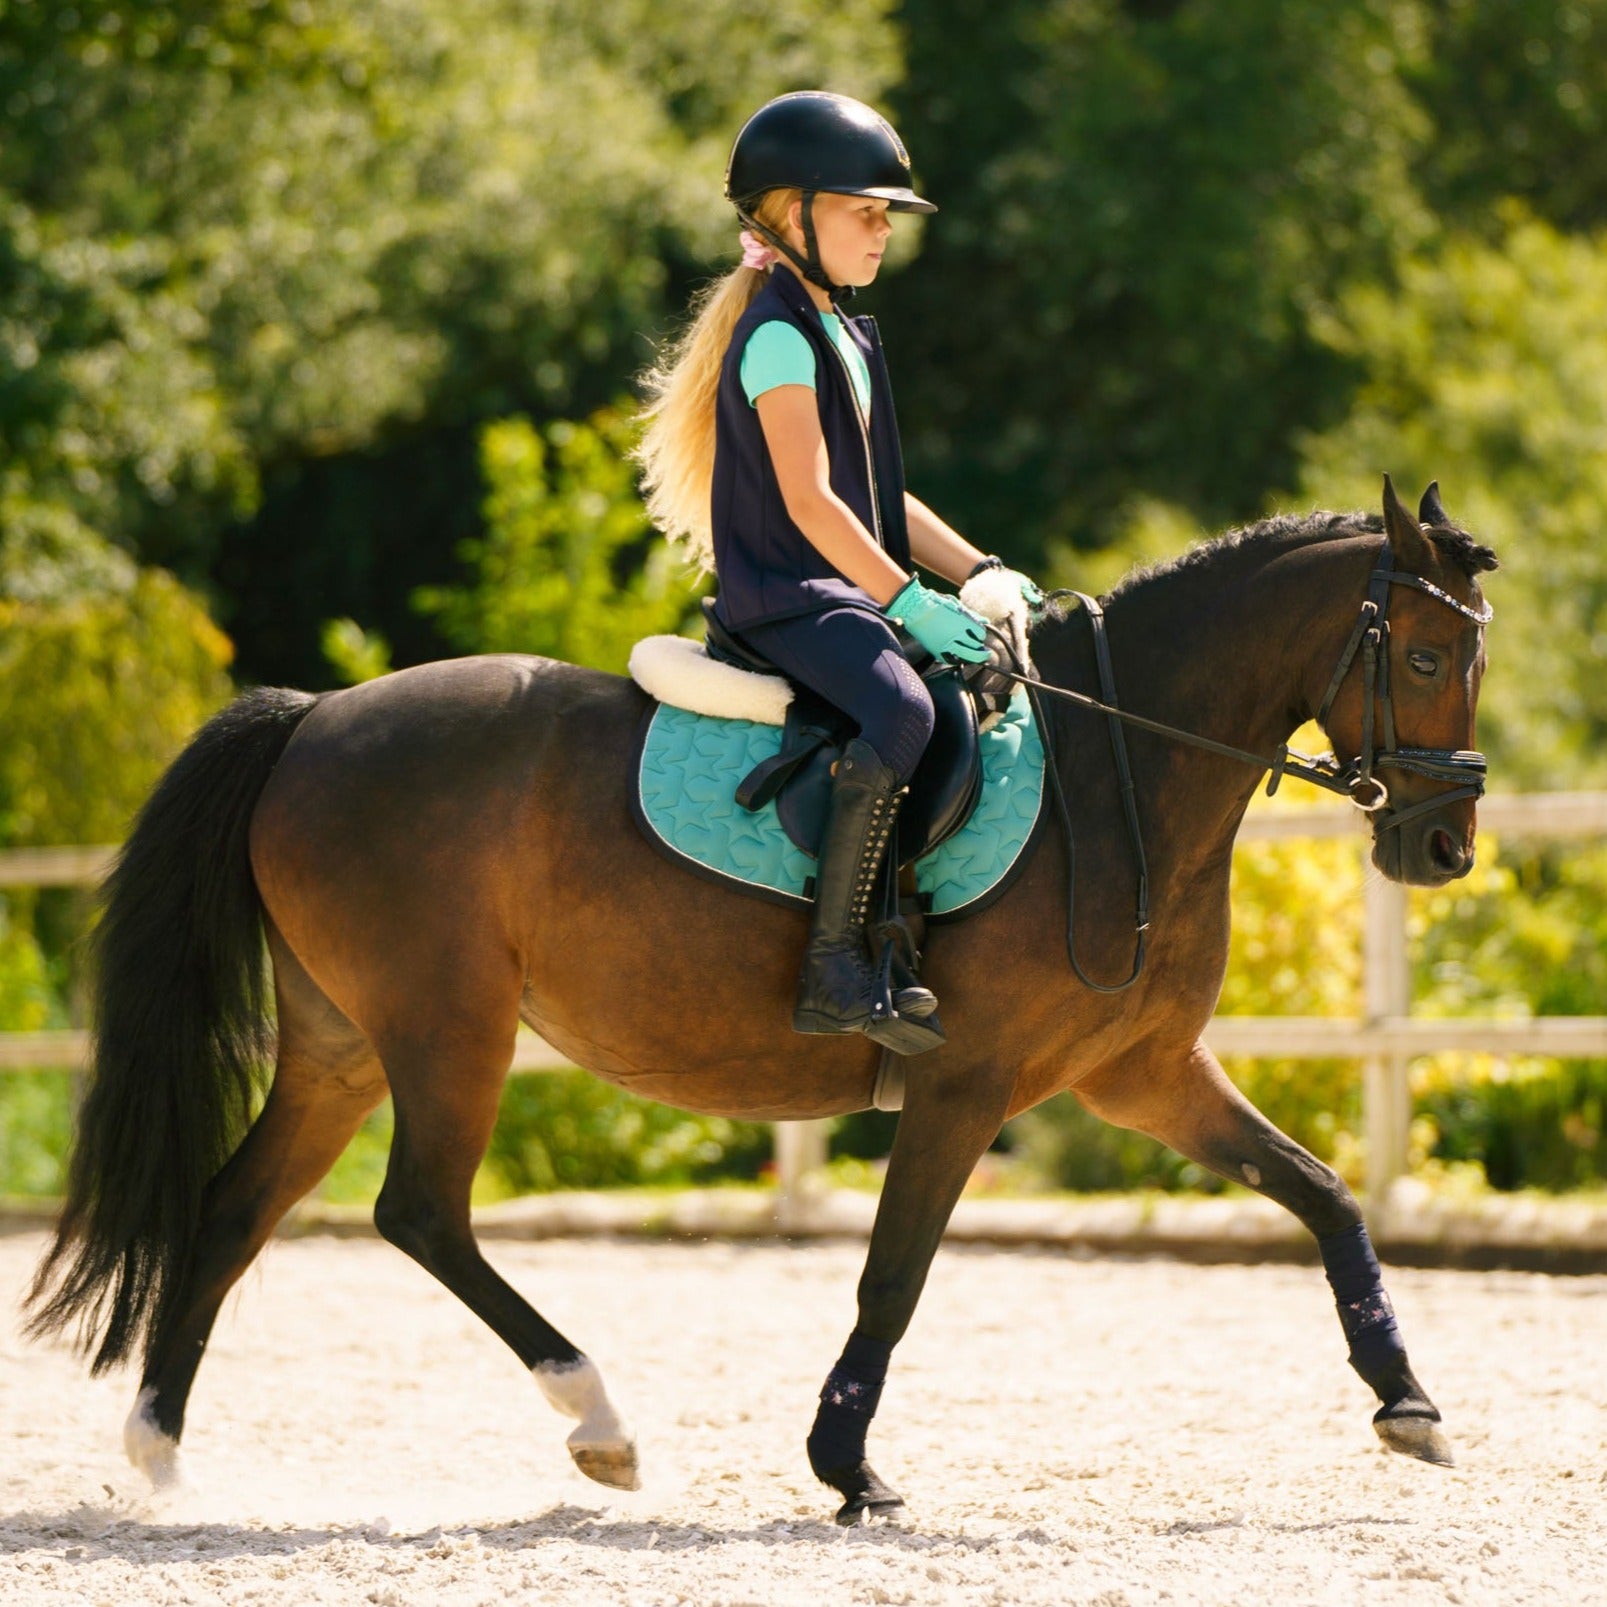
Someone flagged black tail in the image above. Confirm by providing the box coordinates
[26,686,319,1373]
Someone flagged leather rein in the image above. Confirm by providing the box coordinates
[989,537,1493,993]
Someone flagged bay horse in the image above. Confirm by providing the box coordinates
[28,478,1496,1523]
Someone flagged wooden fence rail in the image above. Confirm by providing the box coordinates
[3,790,1605,1203]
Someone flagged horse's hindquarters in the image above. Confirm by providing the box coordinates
[250,654,886,1120]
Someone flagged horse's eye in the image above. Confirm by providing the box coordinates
[1407,650,1439,678]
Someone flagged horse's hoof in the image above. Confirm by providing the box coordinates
[1373,1413,1455,1467]
[536,1358,640,1489]
[570,1442,642,1491]
[123,1387,190,1491]
[819,1458,906,1526]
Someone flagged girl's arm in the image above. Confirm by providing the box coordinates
[904,493,988,585]
[756,386,910,605]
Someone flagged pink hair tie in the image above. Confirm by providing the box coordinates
[739,229,778,271]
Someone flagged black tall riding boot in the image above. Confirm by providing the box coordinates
[793,739,944,1055]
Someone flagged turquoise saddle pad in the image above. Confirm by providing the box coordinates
[633,687,1046,920]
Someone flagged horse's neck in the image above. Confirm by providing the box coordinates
[1039,537,1371,888]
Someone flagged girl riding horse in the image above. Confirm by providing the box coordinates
[636,91,1040,1057]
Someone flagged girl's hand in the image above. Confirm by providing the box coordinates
[885,577,991,664]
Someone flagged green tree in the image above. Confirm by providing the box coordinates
[416,407,704,672]
[1412,0,1607,232]
[0,566,233,848]
[1297,210,1607,785]
[0,0,899,682]
[884,0,1431,562]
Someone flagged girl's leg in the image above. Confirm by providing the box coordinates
[742,608,940,1053]
[742,607,935,785]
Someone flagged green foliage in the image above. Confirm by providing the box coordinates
[1052,207,1607,795]
[317,1101,398,1207]
[416,408,704,672]
[0,541,232,1037]
[1298,210,1607,785]
[1005,1100,1211,1195]
[1407,836,1607,1187]
[0,1071,75,1198]
[0,0,898,679]
[1412,0,1607,232]
[0,896,59,1032]
[320,617,393,685]
[0,1069,773,1203]
[0,566,233,847]
[483,1072,770,1194]
[886,0,1431,556]
[1418,1059,1607,1192]
[1415,838,1607,1021]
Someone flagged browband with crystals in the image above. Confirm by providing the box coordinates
[1388,570,1493,625]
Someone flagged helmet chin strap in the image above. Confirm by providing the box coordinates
[738,193,855,303]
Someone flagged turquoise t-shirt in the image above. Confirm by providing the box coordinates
[739,311,872,419]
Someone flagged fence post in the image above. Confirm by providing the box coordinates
[1362,875,1412,1205]
[774,1119,829,1228]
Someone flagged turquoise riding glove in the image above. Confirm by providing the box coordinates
[885,576,991,664]
[969,554,1045,610]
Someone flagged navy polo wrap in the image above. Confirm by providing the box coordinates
[710,266,913,632]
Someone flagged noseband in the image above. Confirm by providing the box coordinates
[1306,539,1491,832]
[988,535,1492,991]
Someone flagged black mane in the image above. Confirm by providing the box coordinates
[1047,507,1499,622]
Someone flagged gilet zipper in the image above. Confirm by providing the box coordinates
[826,308,884,551]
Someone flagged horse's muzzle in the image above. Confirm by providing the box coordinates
[1371,810,1477,887]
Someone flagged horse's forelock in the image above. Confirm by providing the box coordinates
[1424,525,1500,578]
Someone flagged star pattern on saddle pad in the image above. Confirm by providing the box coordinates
[639,712,816,895]
[912,706,1045,915]
[636,690,1045,917]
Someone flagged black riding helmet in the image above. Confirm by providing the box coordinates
[725,91,936,300]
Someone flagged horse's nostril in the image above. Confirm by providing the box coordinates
[1428,827,1464,874]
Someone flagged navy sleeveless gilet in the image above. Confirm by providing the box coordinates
[710,265,913,632]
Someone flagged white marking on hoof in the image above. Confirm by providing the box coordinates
[123,1387,189,1491]
[533,1357,641,1491]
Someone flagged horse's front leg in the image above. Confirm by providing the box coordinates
[808,1059,1015,1524]
[1076,1037,1453,1466]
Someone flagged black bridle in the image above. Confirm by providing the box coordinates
[989,537,1493,992]
[1306,539,1491,827]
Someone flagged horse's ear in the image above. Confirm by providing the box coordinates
[1418,480,1452,528]
[1381,473,1434,568]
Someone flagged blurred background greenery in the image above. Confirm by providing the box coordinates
[2,0,1604,1204]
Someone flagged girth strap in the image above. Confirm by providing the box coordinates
[1028,593,1151,994]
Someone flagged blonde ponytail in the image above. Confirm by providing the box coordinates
[635,189,799,570]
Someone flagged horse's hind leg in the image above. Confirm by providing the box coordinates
[127,931,386,1487]
[1075,1039,1452,1466]
[371,963,638,1491]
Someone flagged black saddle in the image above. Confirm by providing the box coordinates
[701,598,1010,865]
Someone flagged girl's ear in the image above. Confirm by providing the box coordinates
[786,197,804,246]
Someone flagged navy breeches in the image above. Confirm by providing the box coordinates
[742,607,936,786]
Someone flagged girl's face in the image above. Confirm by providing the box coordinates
[785,192,893,290]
